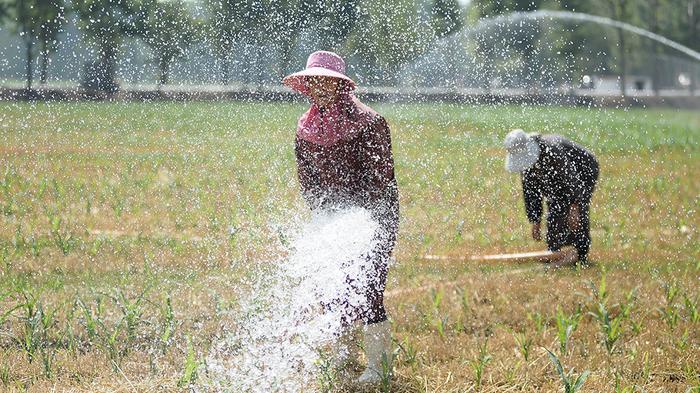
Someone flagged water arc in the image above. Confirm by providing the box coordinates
[399,10,700,92]
[473,10,700,62]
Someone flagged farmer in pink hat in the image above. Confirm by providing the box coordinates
[283,51,399,384]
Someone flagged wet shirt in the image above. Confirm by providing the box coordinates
[295,114,398,212]
[522,134,599,223]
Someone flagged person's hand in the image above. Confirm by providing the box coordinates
[532,221,542,241]
[568,203,580,231]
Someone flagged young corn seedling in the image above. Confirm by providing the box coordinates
[619,287,638,320]
[527,311,548,336]
[315,350,337,393]
[48,213,76,255]
[430,287,444,311]
[177,337,202,388]
[14,287,42,364]
[545,348,589,393]
[682,363,700,390]
[630,318,643,336]
[641,352,652,383]
[470,340,492,391]
[658,282,681,330]
[395,338,418,367]
[502,360,521,385]
[435,315,449,339]
[664,281,680,304]
[684,294,699,323]
[78,297,125,371]
[159,294,176,353]
[37,303,60,378]
[12,225,26,254]
[587,267,609,305]
[555,306,582,354]
[0,363,9,386]
[113,286,150,343]
[61,300,79,358]
[675,329,689,351]
[589,302,624,354]
[459,287,471,318]
[513,331,533,361]
[614,372,636,393]
[378,352,394,393]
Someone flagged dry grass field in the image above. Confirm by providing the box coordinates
[0,101,698,392]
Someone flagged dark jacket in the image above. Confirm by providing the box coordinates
[295,115,398,213]
[522,134,599,223]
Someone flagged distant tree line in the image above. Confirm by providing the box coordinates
[0,0,462,92]
[0,0,697,93]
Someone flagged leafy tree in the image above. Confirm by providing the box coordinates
[204,0,255,84]
[600,0,636,94]
[73,0,144,92]
[346,0,429,85]
[430,0,463,38]
[37,0,66,85]
[472,0,552,88]
[0,1,9,23]
[264,0,306,77]
[304,0,359,50]
[3,0,65,90]
[140,0,198,86]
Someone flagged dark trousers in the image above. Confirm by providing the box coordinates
[546,199,592,262]
[324,197,399,327]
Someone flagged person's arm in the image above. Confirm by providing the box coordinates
[575,153,598,205]
[361,116,396,201]
[522,172,543,224]
[295,138,323,210]
[522,173,543,241]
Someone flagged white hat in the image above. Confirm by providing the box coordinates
[504,129,540,173]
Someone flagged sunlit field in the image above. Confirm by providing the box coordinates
[0,101,698,392]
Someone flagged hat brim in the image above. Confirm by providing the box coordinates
[282,67,356,96]
[505,141,540,173]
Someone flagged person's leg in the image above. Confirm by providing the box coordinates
[358,203,398,383]
[573,200,592,264]
[546,200,570,253]
[358,255,391,383]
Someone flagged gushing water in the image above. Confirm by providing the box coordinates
[206,208,380,392]
[400,10,700,91]
[480,10,700,62]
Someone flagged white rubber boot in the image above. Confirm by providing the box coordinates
[357,320,392,384]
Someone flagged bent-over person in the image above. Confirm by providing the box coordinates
[504,129,599,266]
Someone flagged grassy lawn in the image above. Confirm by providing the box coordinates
[0,101,698,392]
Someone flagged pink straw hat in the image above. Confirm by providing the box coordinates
[282,51,356,96]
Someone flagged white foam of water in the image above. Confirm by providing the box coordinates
[206,207,379,392]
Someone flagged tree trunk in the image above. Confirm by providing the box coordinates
[221,54,229,85]
[619,30,626,96]
[650,0,660,96]
[279,38,294,78]
[25,38,34,91]
[158,58,170,86]
[40,41,49,85]
[99,41,119,93]
[256,43,264,87]
[689,0,698,95]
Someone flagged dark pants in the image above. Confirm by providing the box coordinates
[324,195,399,327]
[546,199,592,262]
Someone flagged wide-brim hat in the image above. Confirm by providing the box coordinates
[504,129,540,173]
[282,51,356,96]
